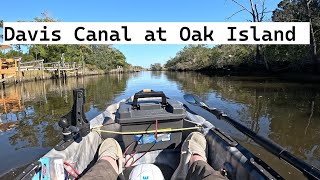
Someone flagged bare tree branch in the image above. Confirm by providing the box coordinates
[228,0,271,22]
[230,0,253,15]
[226,9,246,20]
[260,10,273,14]
[249,0,257,21]
[255,4,260,22]
[259,0,266,22]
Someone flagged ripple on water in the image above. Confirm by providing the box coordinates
[0,71,319,179]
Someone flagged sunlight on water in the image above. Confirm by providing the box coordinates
[0,71,319,179]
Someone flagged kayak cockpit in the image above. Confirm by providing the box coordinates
[16,89,283,180]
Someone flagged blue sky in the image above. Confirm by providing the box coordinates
[1,0,280,67]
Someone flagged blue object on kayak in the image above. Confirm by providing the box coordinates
[32,158,50,180]
[134,133,171,144]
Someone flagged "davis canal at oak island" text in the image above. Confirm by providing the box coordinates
[4,25,297,43]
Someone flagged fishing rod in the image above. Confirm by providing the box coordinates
[183,94,320,180]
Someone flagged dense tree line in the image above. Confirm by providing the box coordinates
[165,45,256,71]
[150,63,163,71]
[0,13,128,71]
[165,0,320,73]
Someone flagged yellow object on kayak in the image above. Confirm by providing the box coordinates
[91,126,201,135]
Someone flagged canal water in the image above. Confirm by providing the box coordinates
[0,71,319,179]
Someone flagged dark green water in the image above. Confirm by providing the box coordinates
[0,71,319,179]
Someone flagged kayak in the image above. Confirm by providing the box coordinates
[16,89,285,179]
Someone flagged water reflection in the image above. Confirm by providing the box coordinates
[165,72,320,169]
[0,74,129,175]
[0,71,319,179]
[150,71,162,79]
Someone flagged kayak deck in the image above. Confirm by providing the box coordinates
[16,97,283,180]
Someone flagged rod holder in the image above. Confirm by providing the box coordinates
[55,88,90,151]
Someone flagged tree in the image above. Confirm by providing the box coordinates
[305,0,318,72]
[0,49,33,61]
[150,63,162,71]
[210,45,254,68]
[23,13,128,70]
[165,45,211,71]
[272,0,320,72]
[0,13,128,71]
[34,11,58,22]
[89,45,127,70]
[227,0,271,70]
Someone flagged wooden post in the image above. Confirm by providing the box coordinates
[43,81,47,103]
[58,61,61,78]
[1,86,6,113]
[14,59,17,83]
[82,61,85,76]
[76,64,79,77]
[59,77,62,97]
[18,62,21,82]
[0,59,3,84]
[20,83,24,105]
[22,70,24,82]
[41,61,44,80]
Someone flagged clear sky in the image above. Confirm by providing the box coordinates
[1,0,280,68]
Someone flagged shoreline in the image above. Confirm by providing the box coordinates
[162,70,320,83]
[0,69,136,87]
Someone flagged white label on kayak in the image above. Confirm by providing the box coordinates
[134,133,171,144]
[54,159,65,180]
[158,133,171,141]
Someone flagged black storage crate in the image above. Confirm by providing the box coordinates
[115,90,185,153]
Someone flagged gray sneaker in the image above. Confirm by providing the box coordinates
[171,132,207,180]
[99,138,123,173]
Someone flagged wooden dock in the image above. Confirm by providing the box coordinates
[109,66,124,73]
[109,66,141,73]
[0,58,84,83]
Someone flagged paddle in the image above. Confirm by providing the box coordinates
[184,94,320,180]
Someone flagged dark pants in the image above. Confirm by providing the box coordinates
[81,160,119,180]
[186,160,227,180]
[81,160,226,180]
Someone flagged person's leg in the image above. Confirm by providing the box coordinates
[171,132,226,180]
[186,155,226,180]
[80,159,118,180]
[81,138,123,180]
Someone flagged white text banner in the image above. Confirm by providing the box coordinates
[3,22,310,44]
